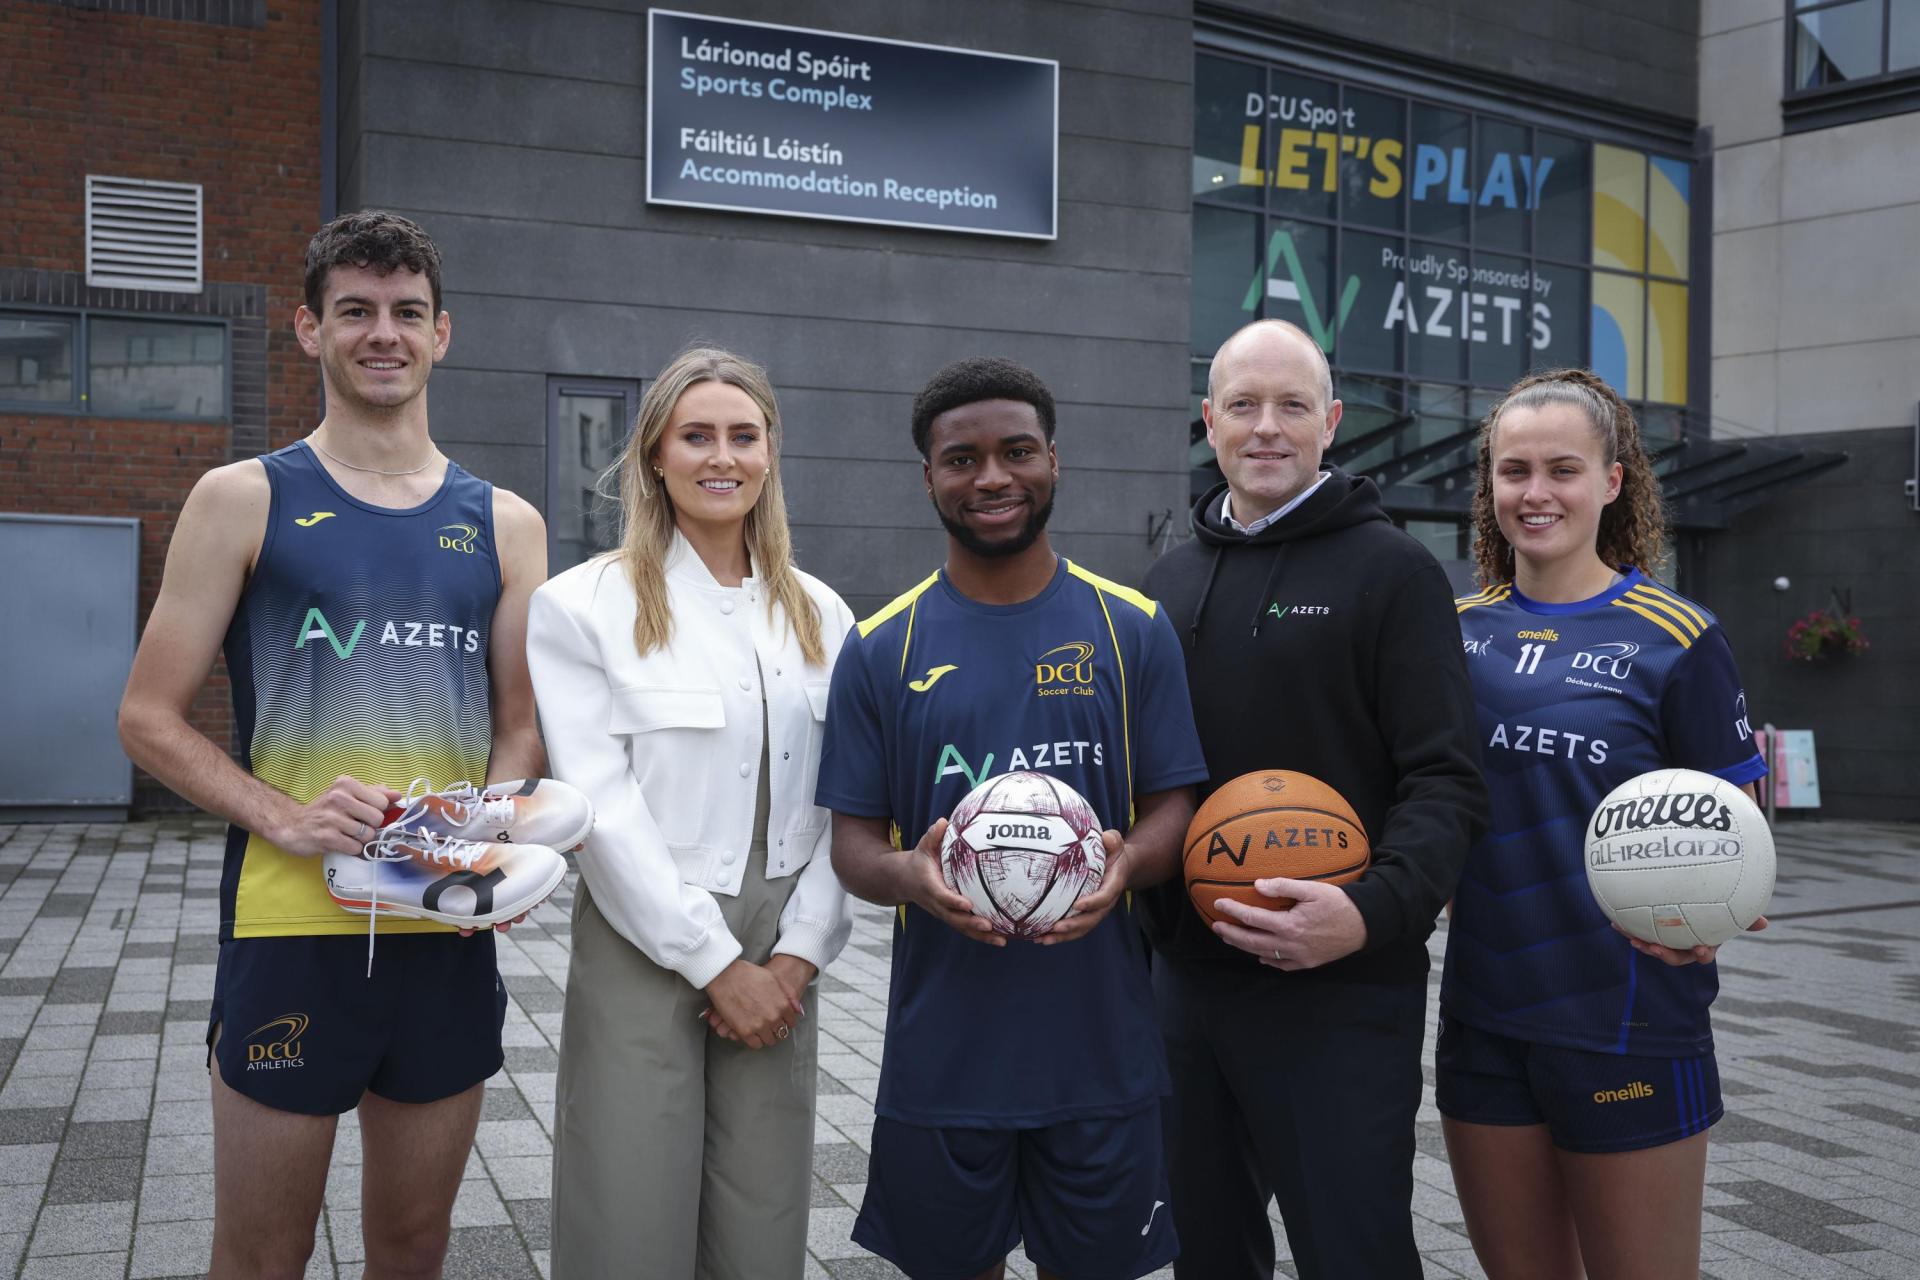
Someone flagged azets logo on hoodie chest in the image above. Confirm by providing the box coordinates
[1266,602,1333,619]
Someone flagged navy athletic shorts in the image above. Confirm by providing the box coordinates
[852,1105,1177,1280]
[207,931,506,1116]
[1434,1013,1721,1154]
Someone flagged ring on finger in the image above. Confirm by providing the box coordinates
[775,1024,790,1040]
[356,821,368,843]
[1273,948,1283,962]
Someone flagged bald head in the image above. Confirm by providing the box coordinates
[1208,320,1333,413]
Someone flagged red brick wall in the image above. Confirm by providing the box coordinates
[0,2,323,808]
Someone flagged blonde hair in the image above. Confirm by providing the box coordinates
[607,346,825,665]
[1470,368,1669,589]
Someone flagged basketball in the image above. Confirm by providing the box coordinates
[1183,771,1370,926]
[941,771,1107,939]
[1585,768,1774,950]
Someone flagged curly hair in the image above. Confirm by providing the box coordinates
[303,211,443,316]
[910,356,1056,458]
[1469,368,1668,589]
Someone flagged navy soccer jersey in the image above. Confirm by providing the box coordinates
[1442,568,1767,1057]
[816,558,1208,1128]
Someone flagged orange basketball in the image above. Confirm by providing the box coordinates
[1183,770,1370,926]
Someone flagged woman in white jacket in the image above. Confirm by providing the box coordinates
[527,347,854,1280]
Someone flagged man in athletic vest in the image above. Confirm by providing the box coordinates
[118,212,549,1277]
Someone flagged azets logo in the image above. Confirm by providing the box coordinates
[294,607,482,657]
[244,1012,309,1071]
[1571,641,1639,680]
[934,740,1105,789]
[1035,642,1095,697]
[438,523,479,554]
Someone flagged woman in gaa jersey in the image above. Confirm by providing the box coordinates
[1442,369,1768,1280]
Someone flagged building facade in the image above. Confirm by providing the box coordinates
[2,0,1911,817]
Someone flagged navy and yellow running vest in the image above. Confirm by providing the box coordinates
[220,441,499,939]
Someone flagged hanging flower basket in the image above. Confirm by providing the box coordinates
[1785,609,1868,662]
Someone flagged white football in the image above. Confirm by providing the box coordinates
[941,771,1106,939]
[1585,767,1775,950]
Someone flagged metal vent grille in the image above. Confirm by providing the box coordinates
[85,176,203,294]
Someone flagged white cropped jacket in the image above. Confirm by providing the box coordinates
[526,536,856,990]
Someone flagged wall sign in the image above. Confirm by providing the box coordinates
[648,9,1058,239]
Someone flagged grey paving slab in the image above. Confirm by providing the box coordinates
[0,817,1911,1277]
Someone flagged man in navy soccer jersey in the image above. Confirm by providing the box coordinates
[817,357,1208,1280]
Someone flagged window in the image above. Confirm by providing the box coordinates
[547,376,639,573]
[1783,0,1920,132]
[0,309,228,419]
[1190,52,1696,511]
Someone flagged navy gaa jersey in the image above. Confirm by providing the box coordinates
[816,558,1208,1128]
[1442,568,1767,1056]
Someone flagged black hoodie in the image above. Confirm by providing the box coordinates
[1139,471,1487,986]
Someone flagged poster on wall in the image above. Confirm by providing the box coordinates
[648,9,1058,239]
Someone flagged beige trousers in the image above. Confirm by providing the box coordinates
[550,848,819,1280]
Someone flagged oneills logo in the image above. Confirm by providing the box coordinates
[245,1013,309,1071]
[1593,1081,1655,1104]
[437,523,479,553]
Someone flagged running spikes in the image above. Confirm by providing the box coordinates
[326,827,568,930]
[382,777,594,853]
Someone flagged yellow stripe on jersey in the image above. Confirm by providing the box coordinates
[1611,598,1694,649]
[1633,582,1708,633]
[1457,584,1513,613]
[1087,580,1136,825]
[1065,561,1158,618]
[1622,586,1704,641]
[858,570,941,640]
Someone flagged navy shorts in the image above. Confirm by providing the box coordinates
[1435,1014,1721,1154]
[853,1106,1177,1280]
[208,932,506,1116]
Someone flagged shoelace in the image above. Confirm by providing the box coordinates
[400,777,517,836]
[355,828,489,975]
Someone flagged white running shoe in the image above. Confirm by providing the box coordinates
[326,829,568,930]
[382,777,594,852]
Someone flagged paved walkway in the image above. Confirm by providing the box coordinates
[0,816,1912,1278]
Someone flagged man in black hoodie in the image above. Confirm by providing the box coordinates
[1140,319,1486,1279]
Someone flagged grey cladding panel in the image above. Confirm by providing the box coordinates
[368,0,644,85]
[441,295,1187,410]
[362,58,644,157]
[423,215,1188,343]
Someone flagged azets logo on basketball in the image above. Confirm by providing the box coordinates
[1593,1081,1655,1104]
[1034,642,1095,697]
[437,523,479,554]
[244,1012,309,1071]
[1205,823,1350,866]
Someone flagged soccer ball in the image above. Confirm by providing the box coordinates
[1584,768,1775,950]
[941,771,1106,939]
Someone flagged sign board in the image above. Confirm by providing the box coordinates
[1753,728,1821,809]
[647,9,1058,239]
